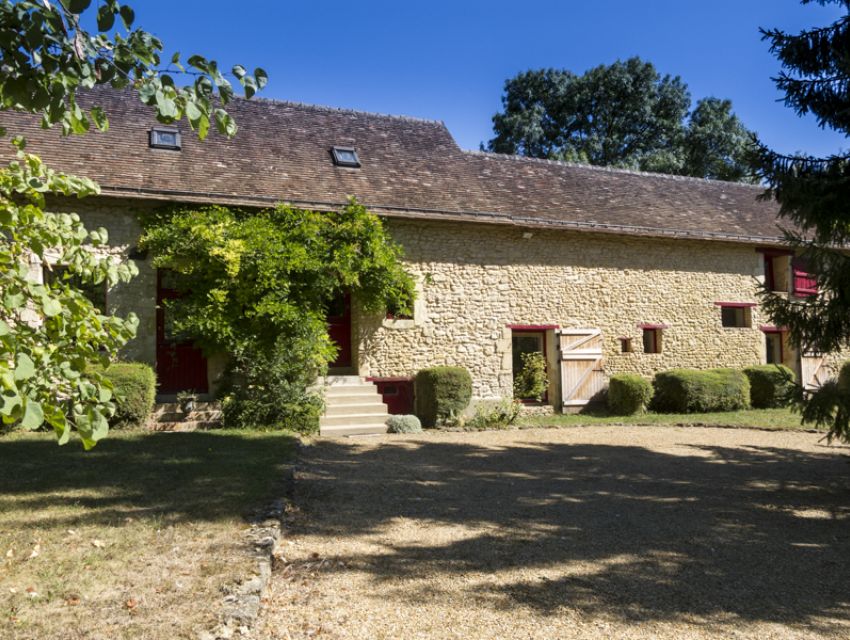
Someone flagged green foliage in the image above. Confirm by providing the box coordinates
[219,336,325,434]
[607,374,653,416]
[513,351,548,401]
[799,361,850,443]
[743,365,795,409]
[755,2,850,442]
[414,366,473,428]
[0,144,138,448]
[651,368,751,414]
[386,414,422,434]
[140,199,414,431]
[464,399,521,431]
[488,57,756,181]
[98,362,156,428]
[0,0,266,139]
[683,98,758,183]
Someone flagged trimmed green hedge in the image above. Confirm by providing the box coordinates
[414,366,472,428]
[100,362,157,428]
[607,374,653,416]
[744,364,795,408]
[651,368,751,413]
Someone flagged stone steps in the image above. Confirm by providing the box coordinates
[319,376,388,437]
[150,400,223,432]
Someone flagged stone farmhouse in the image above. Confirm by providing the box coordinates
[0,90,831,433]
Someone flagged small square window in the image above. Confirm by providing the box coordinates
[643,328,662,354]
[619,337,633,353]
[331,146,361,167]
[721,306,752,328]
[150,128,181,150]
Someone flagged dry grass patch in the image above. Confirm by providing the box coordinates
[521,407,816,431]
[0,429,296,640]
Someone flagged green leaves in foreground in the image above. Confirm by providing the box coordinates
[0,0,267,139]
[0,148,139,448]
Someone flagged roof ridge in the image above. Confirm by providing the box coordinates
[237,93,447,127]
[465,149,765,190]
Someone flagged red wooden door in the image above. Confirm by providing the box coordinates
[156,271,208,394]
[327,292,352,369]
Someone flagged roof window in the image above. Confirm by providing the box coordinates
[331,146,360,167]
[149,127,181,150]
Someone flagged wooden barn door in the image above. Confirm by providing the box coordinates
[800,352,829,390]
[559,329,606,411]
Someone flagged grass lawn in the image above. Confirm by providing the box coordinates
[0,429,296,640]
[520,407,821,431]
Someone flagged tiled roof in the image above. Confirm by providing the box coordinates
[0,88,783,243]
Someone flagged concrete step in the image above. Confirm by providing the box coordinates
[324,384,379,397]
[320,413,390,428]
[320,423,389,437]
[324,402,388,417]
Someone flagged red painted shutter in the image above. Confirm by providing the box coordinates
[792,258,818,296]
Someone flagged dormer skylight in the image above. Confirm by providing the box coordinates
[150,127,181,150]
[331,146,361,167]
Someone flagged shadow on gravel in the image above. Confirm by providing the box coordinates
[293,436,850,629]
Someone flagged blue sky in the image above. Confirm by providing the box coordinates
[129,0,846,157]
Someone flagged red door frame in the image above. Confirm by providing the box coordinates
[156,271,209,394]
[327,292,353,369]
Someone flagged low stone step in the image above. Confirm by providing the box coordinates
[320,413,390,428]
[153,401,221,416]
[320,423,389,437]
[149,420,221,432]
[324,394,383,407]
[324,402,388,417]
[155,410,223,423]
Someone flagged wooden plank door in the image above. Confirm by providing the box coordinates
[559,328,606,410]
[800,352,829,390]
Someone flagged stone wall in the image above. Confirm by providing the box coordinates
[52,199,848,403]
[356,219,774,401]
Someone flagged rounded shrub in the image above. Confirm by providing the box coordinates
[743,364,795,408]
[607,374,653,416]
[414,366,473,428]
[386,414,422,434]
[100,362,157,428]
[651,368,751,414]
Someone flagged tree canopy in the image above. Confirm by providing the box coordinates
[754,0,850,441]
[488,57,756,182]
[0,0,265,446]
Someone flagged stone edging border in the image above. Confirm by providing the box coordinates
[200,446,300,640]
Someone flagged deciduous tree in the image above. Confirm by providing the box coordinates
[488,57,756,181]
[0,0,265,446]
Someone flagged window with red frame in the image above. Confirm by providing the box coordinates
[792,257,818,297]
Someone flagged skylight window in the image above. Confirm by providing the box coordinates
[149,127,181,150]
[331,146,361,167]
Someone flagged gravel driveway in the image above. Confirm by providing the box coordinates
[258,426,850,639]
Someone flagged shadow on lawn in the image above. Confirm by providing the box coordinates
[0,431,296,527]
[293,437,850,629]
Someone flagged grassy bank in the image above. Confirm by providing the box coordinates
[0,429,296,639]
